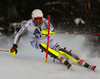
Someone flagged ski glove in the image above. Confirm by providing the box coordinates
[41,29,55,35]
[10,44,18,56]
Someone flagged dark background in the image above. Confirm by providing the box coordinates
[0,0,100,33]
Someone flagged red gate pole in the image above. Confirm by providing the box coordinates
[45,15,50,63]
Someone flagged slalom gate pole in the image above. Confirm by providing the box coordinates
[45,15,50,63]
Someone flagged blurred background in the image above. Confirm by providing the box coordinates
[0,0,100,56]
[0,0,100,34]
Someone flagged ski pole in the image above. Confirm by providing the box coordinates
[67,32,100,35]
[0,50,10,52]
[50,31,100,35]
[42,31,100,35]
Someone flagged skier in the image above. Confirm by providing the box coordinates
[10,9,96,70]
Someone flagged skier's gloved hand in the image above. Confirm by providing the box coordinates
[41,29,55,35]
[10,44,18,56]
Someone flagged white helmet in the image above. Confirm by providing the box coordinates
[31,9,43,19]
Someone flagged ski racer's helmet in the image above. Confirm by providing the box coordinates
[31,9,43,26]
[32,9,43,20]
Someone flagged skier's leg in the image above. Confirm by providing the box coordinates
[30,39,72,69]
[39,38,72,68]
[30,41,41,49]
[39,43,72,69]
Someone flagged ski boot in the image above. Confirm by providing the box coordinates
[58,55,72,70]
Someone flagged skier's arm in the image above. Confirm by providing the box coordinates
[41,29,55,35]
[14,25,28,44]
[10,25,28,55]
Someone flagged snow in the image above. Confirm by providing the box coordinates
[0,34,100,79]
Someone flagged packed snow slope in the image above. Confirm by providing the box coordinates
[0,34,100,79]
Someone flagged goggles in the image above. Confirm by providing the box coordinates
[34,17,42,22]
